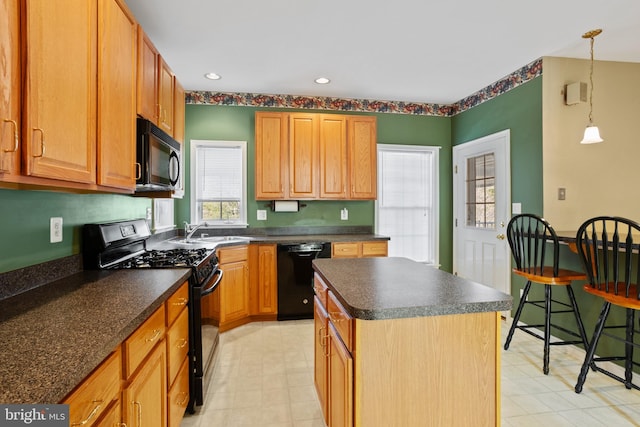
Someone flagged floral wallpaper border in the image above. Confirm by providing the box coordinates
[186,58,542,117]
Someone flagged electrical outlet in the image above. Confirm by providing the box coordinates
[341,208,348,220]
[50,217,63,243]
[257,209,267,221]
[520,288,524,298]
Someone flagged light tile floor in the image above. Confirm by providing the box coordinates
[181,319,640,427]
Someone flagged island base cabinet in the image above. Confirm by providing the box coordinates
[328,323,353,427]
[353,312,500,427]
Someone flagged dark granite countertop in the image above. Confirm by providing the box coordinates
[0,268,191,404]
[312,257,512,320]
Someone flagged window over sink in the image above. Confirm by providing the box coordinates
[190,140,247,227]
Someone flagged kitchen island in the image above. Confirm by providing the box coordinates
[312,257,512,427]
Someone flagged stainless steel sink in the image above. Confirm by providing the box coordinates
[169,236,251,246]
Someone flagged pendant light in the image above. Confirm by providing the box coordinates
[580,29,603,144]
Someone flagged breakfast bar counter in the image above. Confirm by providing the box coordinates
[312,257,512,427]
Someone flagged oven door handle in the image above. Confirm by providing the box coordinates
[201,269,223,297]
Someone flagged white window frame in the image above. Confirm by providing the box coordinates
[375,144,440,266]
[190,140,248,228]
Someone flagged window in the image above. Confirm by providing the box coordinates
[375,144,439,265]
[190,140,247,227]
[465,153,495,229]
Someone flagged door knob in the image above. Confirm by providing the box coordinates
[496,234,505,240]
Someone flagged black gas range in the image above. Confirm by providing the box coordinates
[82,219,222,414]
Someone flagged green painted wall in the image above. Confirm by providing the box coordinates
[0,189,151,273]
[179,105,454,269]
[452,77,545,324]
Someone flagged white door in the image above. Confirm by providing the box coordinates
[453,130,511,299]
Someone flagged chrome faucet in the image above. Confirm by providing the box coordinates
[183,221,208,242]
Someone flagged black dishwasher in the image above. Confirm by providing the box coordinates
[277,242,331,320]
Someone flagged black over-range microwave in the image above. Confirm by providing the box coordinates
[136,117,180,191]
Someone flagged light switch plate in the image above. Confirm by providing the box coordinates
[50,217,63,243]
[257,209,267,220]
[512,203,522,214]
[341,208,348,220]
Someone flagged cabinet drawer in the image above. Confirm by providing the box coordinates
[65,348,121,427]
[166,281,189,326]
[313,274,329,308]
[166,308,189,385]
[167,357,190,427]
[361,241,388,257]
[218,245,248,264]
[332,242,358,258]
[327,291,353,352]
[123,305,166,378]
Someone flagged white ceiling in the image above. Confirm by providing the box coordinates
[124,0,640,105]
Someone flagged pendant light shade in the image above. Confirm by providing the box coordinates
[580,125,603,144]
[580,29,603,144]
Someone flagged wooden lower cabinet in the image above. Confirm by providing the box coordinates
[94,400,121,427]
[249,243,278,317]
[167,358,190,427]
[64,348,121,427]
[328,323,353,427]
[63,282,191,427]
[313,297,329,420]
[331,241,388,258]
[123,341,167,427]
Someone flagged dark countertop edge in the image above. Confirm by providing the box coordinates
[350,301,513,320]
[0,268,191,404]
[313,258,512,321]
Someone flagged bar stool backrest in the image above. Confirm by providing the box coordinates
[507,214,560,277]
[576,216,640,300]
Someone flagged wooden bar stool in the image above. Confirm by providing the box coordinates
[574,216,640,393]
[504,214,589,374]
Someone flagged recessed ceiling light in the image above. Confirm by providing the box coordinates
[314,77,330,84]
[204,72,221,80]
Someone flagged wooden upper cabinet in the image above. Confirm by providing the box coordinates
[255,111,376,201]
[23,0,97,183]
[0,0,20,178]
[289,113,318,198]
[158,57,175,134]
[255,111,288,199]
[320,114,348,199]
[136,27,159,123]
[173,78,185,143]
[97,0,137,190]
[348,116,377,199]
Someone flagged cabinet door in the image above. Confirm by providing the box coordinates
[289,113,318,198]
[23,0,97,183]
[255,111,288,199]
[257,244,277,314]
[158,57,174,134]
[220,260,250,323]
[94,400,121,427]
[97,0,137,190]
[314,297,329,423]
[123,343,167,427]
[136,27,159,123]
[347,116,377,199]
[173,78,185,143]
[0,0,20,177]
[328,323,353,427]
[320,115,348,199]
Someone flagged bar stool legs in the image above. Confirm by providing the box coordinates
[575,303,640,393]
[505,282,589,375]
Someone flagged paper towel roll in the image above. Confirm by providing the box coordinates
[273,201,299,212]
